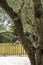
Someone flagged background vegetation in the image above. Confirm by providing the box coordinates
[0,0,38,43]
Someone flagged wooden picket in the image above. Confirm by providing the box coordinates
[0,43,27,56]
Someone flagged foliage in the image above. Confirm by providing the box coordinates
[0,0,36,43]
[0,0,43,65]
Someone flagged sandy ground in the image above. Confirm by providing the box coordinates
[0,56,31,65]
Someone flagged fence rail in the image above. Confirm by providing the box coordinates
[0,43,27,56]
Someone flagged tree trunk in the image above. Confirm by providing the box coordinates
[33,0,43,65]
[0,1,36,65]
[28,51,36,65]
[35,48,41,65]
[0,0,43,65]
[14,19,36,65]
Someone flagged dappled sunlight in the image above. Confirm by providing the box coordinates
[0,8,14,32]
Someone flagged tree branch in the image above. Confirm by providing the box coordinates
[0,0,35,53]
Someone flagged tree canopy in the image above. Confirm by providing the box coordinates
[0,0,43,65]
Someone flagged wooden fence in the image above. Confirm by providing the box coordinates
[0,43,27,56]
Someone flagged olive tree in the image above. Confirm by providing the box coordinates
[0,0,43,65]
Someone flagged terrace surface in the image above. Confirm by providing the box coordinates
[0,56,31,65]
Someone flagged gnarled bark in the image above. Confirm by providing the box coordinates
[33,0,43,65]
[0,0,43,65]
[0,0,36,65]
